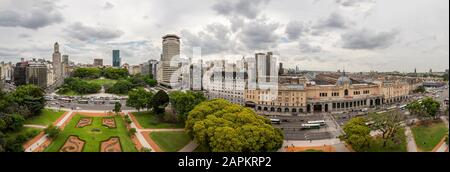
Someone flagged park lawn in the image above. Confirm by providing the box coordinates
[132,111,184,129]
[411,121,449,152]
[86,78,117,87]
[59,90,79,96]
[194,144,210,152]
[45,114,137,152]
[366,128,407,152]
[24,109,66,126]
[150,131,191,152]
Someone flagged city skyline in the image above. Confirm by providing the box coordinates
[0,0,448,73]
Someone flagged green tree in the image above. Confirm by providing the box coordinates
[128,128,137,136]
[421,97,441,119]
[340,117,371,152]
[72,68,102,79]
[0,114,25,132]
[128,74,147,88]
[169,91,206,123]
[114,102,122,114]
[106,79,133,94]
[59,77,101,95]
[413,86,426,93]
[186,99,283,152]
[151,90,169,115]
[8,85,45,117]
[143,75,157,87]
[103,67,129,79]
[44,125,61,139]
[369,110,404,147]
[407,97,441,120]
[127,88,153,111]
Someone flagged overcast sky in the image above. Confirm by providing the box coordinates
[0,0,448,72]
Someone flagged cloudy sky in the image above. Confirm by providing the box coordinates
[0,0,448,72]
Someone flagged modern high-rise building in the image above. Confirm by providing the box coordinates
[160,34,181,87]
[112,50,121,67]
[255,52,276,83]
[26,59,48,88]
[94,59,104,67]
[141,60,159,78]
[52,42,63,86]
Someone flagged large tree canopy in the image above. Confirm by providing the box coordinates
[58,77,101,95]
[340,117,371,152]
[7,85,45,117]
[368,110,404,147]
[186,99,283,152]
[103,67,129,80]
[169,91,206,123]
[407,97,441,119]
[126,88,153,111]
[151,90,169,114]
[72,68,102,79]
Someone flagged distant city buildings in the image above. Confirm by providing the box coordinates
[160,34,181,87]
[13,59,28,86]
[12,58,48,88]
[141,59,159,78]
[0,61,14,83]
[94,58,103,67]
[26,59,47,88]
[113,50,121,67]
[129,65,142,75]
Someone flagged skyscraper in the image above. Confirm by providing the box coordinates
[52,42,62,85]
[160,34,181,87]
[113,50,121,67]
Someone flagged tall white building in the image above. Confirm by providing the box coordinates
[160,34,181,88]
[203,59,247,105]
[52,42,63,86]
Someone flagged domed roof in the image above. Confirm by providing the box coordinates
[336,76,352,85]
[336,70,352,85]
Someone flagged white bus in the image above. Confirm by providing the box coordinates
[399,105,407,110]
[270,118,281,124]
[109,100,120,104]
[307,120,326,126]
[301,123,321,130]
[387,106,397,110]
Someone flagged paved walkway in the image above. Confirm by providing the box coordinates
[25,111,74,152]
[139,128,185,132]
[125,113,154,151]
[405,126,418,152]
[23,125,47,129]
[178,140,199,152]
[433,116,449,152]
[440,116,449,129]
[283,138,342,147]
